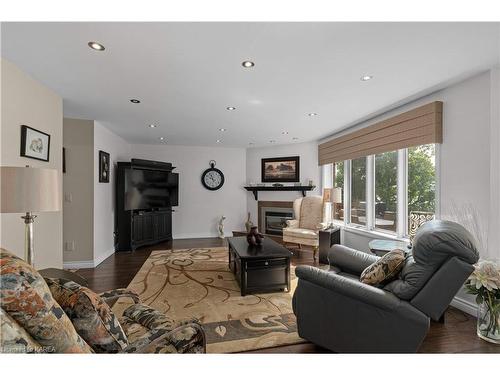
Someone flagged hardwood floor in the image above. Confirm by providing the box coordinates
[76,238,499,354]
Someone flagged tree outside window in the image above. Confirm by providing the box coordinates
[375,151,397,232]
[350,157,366,225]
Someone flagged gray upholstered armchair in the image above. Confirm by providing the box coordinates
[292,220,479,353]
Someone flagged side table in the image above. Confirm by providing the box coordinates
[318,226,341,264]
[368,239,409,257]
[38,268,89,287]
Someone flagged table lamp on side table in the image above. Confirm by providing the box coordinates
[323,187,342,228]
[1,166,61,268]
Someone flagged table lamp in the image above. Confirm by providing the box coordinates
[322,188,333,224]
[0,166,61,267]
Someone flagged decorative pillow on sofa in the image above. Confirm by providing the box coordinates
[0,248,92,353]
[45,278,129,353]
[0,308,43,353]
[360,249,406,286]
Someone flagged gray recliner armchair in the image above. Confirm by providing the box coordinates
[292,220,480,353]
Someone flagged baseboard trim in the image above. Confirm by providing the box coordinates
[63,260,94,269]
[63,248,115,269]
[93,248,115,267]
[451,296,477,317]
[173,232,232,240]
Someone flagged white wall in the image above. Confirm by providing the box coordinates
[132,144,247,238]
[93,121,131,265]
[63,118,94,264]
[245,141,321,226]
[0,59,63,268]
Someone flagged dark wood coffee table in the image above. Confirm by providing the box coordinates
[227,236,292,296]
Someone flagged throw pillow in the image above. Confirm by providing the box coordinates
[360,249,406,286]
[45,278,128,353]
[0,248,92,353]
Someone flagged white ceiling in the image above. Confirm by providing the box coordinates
[2,22,499,147]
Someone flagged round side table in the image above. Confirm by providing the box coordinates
[368,239,409,257]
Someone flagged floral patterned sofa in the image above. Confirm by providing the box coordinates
[0,248,206,353]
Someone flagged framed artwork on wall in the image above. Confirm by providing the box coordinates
[20,125,51,162]
[99,150,110,183]
[261,156,300,183]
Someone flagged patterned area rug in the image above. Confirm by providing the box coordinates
[112,247,303,353]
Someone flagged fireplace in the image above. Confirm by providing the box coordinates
[258,201,294,236]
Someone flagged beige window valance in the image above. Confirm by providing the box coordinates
[318,101,443,165]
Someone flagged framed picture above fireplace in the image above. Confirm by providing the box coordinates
[261,156,300,183]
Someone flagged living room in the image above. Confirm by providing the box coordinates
[1,1,499,373]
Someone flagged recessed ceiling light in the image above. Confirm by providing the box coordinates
[292,137,299,141]
[158,137,165,141]
[308,113,318,117]
[88,41,105,51]
[226,106,236,111]
[149,124,157,128]
[242,61,255,68]
[282,131,289,135]
[361,75,373,81]
[219,128,226,132]
[130,99,141,104]
[216,139,222,143]
[249,142,254,146]
[269,140,276,143]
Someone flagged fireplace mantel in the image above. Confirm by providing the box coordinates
[244,185,315,200]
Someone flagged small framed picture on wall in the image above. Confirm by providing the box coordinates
[20,125,51,162]
[99,150,110,183]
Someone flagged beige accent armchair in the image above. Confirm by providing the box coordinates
[282,196,327,260]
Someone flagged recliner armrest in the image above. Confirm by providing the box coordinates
[328,244,378,275]
[295,265,401,311]
[286,219,299,229]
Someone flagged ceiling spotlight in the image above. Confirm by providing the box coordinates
[130,99,141,104]
[88,41,105,51]
[269,140,276,143]
[158,137,165,141]
[282,131,289,135]
[216,139,222,143]
[249,142,254,146]
[292,137,299,141]
[360,75,373,81]
[149,124,157,128]
[308,113,318,117]
[219,128,227,132]
[242,60,255,68]
[226,106,236,111]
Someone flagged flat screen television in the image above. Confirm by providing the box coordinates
[124,169,178,210]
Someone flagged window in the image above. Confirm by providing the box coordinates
[408,144,436,233]
[375,151,397,232]
[333,162,344,221]
[332,144,437,238]
[350,157,366,226]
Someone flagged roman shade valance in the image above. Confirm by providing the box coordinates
[318,101,443,165]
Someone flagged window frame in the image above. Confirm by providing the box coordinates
[329,145,439,240]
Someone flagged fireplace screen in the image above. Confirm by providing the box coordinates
[265,211,294,235]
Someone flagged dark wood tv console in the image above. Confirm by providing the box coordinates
[115,159,176,251]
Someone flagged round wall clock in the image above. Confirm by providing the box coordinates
[201,160,225,190]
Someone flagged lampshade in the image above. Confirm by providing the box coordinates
[322,188,332,203]
[1,166,61,213]
[332,187,342,204]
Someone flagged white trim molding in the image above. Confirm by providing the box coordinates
[451,296,477,317]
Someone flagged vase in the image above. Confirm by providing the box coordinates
[477,299,500,344]
[246,226,264,246]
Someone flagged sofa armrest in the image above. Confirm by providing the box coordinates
[123,303,199,332]
[99,289,141,305]
[327,244,378,275]
[123,322,206,353]
[295,265,401,311]
[286,219,299,229]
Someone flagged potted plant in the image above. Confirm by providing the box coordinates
[465,260,500,344]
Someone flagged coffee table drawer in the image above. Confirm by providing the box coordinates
[246,258,287,269]
[246,267,287,289]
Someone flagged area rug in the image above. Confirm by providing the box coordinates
[112,247,304,353]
